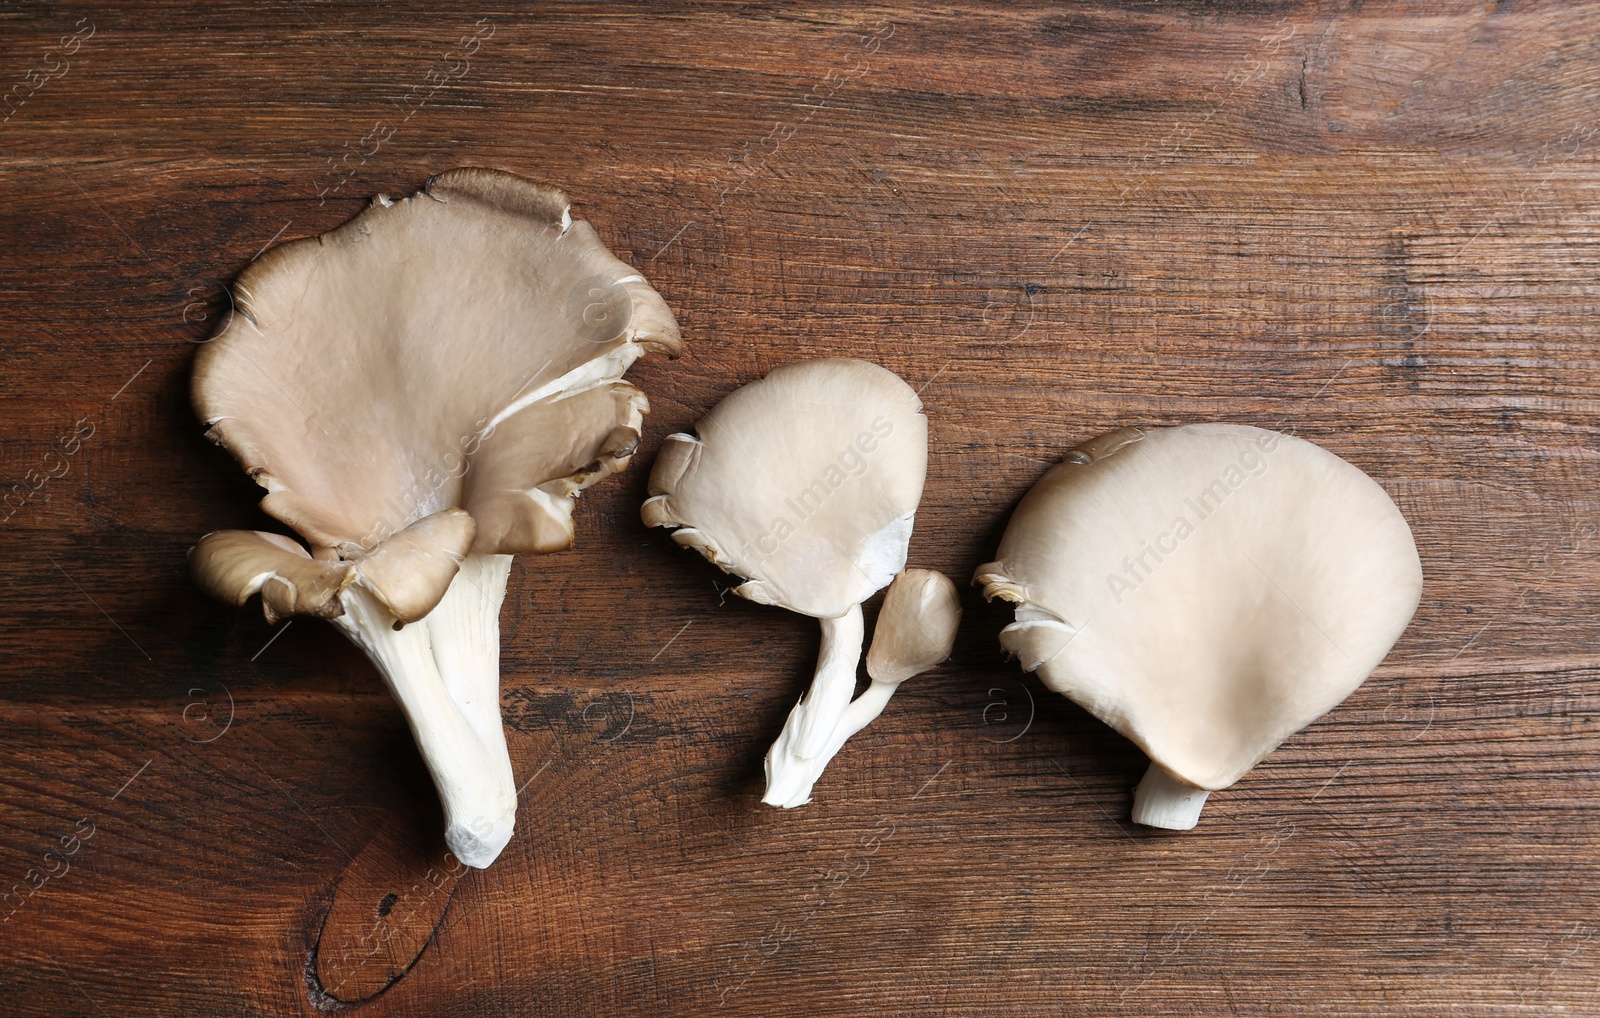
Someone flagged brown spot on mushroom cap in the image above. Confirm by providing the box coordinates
[192,167,679,619]
[976,424,1422,791]
[642,358,927,619]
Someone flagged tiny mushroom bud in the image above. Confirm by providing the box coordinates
[190,168,681,867]
[642,358,934,806]
[975,424,1422,830]
[865,567,962,685]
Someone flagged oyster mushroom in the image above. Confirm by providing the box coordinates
[190,168,681,867]
[641,358,932,806]
[975,424,1422,829]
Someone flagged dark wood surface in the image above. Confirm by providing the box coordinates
[3,2,1598,1014]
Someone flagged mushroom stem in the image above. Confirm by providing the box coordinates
[831,680,899,745]
[763,676,901,809]
[796,604,867,759]
[333,555,517,868]
[762,603,865,807]
[1131,762,1211,831]
[423,554,513,770]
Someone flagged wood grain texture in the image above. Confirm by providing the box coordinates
[2,1,1598,1014]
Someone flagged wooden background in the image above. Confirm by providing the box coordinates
[2,1,1598,1014]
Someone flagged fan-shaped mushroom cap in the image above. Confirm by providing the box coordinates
[976,424,1422,804]
[193,166,680,615]
[641,358,927,619]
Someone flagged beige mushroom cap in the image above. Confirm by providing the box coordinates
[642,358,927,619]
[866,568,962,684]
[976,424,1422,792]
[190,530,352,625]
[193,167,680,618]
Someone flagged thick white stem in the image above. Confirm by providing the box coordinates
[762,604,865,808]
[423,554,516,863]
[1131,762,1210,831]
[332,553,517,868]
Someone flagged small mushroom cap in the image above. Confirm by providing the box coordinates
[642,359,927,619]
[866,568,962,684]
[192,167,679,619]
[345,508,475,624]
[192,508,478,626]
[191,529,351,625]
[975,424,1422,791]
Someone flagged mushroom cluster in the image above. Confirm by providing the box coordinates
[976,424,1423,828]
[642,359,960,807]
[190,168,680,867]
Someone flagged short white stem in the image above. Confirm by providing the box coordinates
[333,553,517,868]
[793,604,866,760]
[766,677,906,809]
[762,604,865,808]
[1131,762,1210,831]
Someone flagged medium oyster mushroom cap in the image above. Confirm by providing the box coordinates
[190,168,681,867]
[643,358,927,619]
[975,424,1422,829]
[642,358,929,803]
[194,166,679,568]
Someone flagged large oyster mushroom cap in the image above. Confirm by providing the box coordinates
[195,167,680,579]
[976,424,1422,825]
[189,168,681,867]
